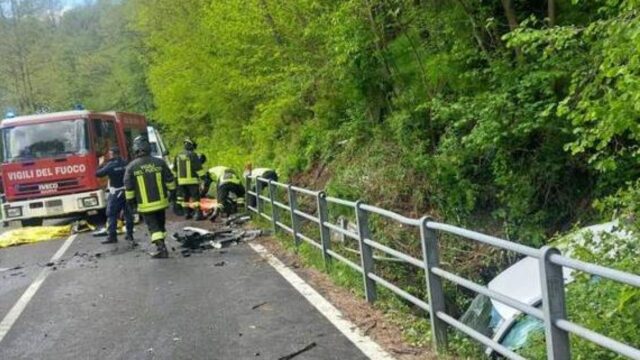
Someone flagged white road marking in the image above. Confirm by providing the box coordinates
[0,234,77,343]
[249,242,396,360]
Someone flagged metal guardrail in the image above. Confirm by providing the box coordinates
[244,176,640,360]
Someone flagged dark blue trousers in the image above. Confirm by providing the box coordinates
[106,190,134,238]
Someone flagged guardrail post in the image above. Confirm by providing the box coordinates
[255,177,263,216]
[540,246,571,360]
[339,217,347,243]
[244,175,251,212]
[268,180,279,234]
[420,217,448,352]
[355,201,376,303]
[316,191,332,270]
[287,185,301,251]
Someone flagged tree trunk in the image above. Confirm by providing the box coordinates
[548,0,556,26]
[500,0,523,61]
[501,0,518,31]
[455,0,489,56]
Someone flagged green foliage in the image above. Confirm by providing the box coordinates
[0,0,151,114]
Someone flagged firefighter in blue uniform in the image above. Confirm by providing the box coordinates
[174,137,207,220]
[96,146,135,245]
[124,136,176,258]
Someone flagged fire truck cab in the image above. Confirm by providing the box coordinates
[0,110,148,226]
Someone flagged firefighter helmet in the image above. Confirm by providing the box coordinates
[184,137,197,151]
[132,135,151,157]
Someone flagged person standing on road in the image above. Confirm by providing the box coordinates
[174,137,207,220]
[96,146,135,246]
[206,166,245,220]
[243,163,278,208]
[124,136,176,258]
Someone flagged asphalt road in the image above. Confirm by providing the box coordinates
[0,217,370,360]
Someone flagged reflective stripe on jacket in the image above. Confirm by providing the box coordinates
[125,155,176,213]
[208,166,241,186]
[174,150,205,185]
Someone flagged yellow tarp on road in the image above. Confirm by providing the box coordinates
[0,226,72,249]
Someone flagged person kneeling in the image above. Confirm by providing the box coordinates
[206,166,245,221]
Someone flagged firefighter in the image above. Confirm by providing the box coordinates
[174,137,207,220]
[243,163,279,208]
[96,146,135,245]
[207,166,245,220]
[124,136,176,258]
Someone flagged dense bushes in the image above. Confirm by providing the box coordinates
[131,0,639,246]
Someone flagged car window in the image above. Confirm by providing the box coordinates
[460,294,506,339]
[500,312,544,351]
[93,119,117,157]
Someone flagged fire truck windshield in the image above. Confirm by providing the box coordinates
[2,119,89,161]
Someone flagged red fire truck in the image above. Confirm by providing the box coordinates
[0,110,149,226]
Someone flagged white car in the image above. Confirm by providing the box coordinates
[147,126,171,167]
[459,221,629,355]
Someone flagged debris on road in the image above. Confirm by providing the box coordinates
[277,342,317,360]
[0,265,22,273]
[171,225,269,253]
[92,223,134,237]
[224,213,251,226]
[71,220,95,234]
[67,251,101,269]
[251,302,268,310]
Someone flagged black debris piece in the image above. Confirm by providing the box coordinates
[173,230,217,249]
[224,212,250,225]
[214,261,225,267]
[173,225,267,252]
[277,342,317,360]
[251,302,268,310]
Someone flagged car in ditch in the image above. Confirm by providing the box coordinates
[458,221,630,356]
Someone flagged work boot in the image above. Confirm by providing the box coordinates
[150,241,169,259]
[193,209,203,221]
[208,208,220,222]
[101,235,118,244]
[125,234,138,248]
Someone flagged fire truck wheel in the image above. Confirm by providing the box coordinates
[21,218,44,227]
